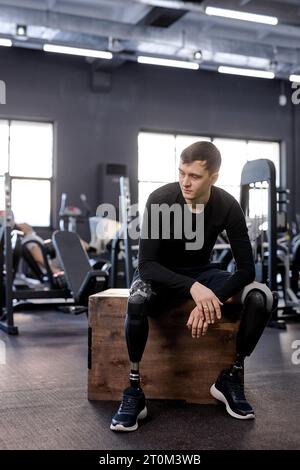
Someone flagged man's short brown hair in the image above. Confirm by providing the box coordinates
[180,141,221,174]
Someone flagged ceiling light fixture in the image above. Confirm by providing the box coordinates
[289,74,300,82]
[137,55,199,70]
[16,25,27,37]
[218,66,275,79]
[193,50,203,62]
[0,38,12,47]
[43,44,113,60]
[205,6,278,25]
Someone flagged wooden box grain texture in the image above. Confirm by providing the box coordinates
[88,289,241,404]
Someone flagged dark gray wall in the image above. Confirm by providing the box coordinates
[0,47,297,238]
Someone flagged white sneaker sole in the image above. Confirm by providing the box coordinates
[110,406,148,432]
[210,384,255,420]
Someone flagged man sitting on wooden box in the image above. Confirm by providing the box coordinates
[110,141,275,432]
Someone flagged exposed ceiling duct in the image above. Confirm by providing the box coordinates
[0,0,299,79]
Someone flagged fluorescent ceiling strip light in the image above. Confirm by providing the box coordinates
[0,38,12,47]
[289,74,300,82]
[43,44,113,59]
[218,66,274,79]
[205,6,278,25]
[137,55,199,70]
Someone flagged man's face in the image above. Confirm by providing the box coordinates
[178,160,218,202]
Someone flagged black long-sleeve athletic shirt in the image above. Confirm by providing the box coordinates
[138,182,255,303]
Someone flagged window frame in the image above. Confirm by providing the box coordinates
[0,117,54,229]
[138,129,281,209]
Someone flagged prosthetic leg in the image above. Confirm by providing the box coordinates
[237,281,277,358]
[110,278,153,432]
[125,278,154,388]
[210,282,277,419]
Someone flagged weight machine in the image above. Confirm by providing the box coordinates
[0,174,109,335]
[240,159,300,326]
[0,173,72,335]
[59,192,91,232]
[110,176,138,288]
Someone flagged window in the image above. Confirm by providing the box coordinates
[0,120,53,227]
[138,131,280,217]
[214,138,280,218]
[138,132,176,215]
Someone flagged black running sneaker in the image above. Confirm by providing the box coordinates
[210,366,255,420]
[110,386,147,432]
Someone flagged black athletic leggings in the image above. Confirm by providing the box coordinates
[125,266,272,363]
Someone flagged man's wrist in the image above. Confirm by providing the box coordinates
[190,281,197,292]
[190,281,202,294]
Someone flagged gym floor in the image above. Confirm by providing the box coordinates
[0,309,299,450]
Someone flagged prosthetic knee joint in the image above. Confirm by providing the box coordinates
[125,279,153,363]
[237,282,278,358]
[240,281,276,313]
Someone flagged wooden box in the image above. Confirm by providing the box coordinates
[88,289,241,404]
